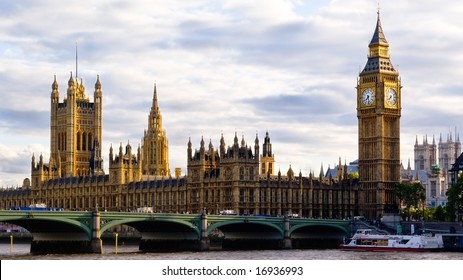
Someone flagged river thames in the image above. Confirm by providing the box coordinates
[2,243,461,280]
[1,242,462,260]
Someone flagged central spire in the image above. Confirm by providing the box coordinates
[152,82,159,110]
[148,82,161,131]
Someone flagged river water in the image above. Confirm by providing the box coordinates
[2,242,461,280]
[1,242,461,260]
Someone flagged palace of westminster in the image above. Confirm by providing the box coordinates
[1,13,461,220]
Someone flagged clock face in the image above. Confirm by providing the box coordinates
[361,88,375,106]
[386,88,397,106]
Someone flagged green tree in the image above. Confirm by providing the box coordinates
[446,173,463,222]
[432,205,446,221]
[395,182,426,219]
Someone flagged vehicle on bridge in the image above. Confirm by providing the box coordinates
[136,207,154,213]
[9,203,63,211]
[219,210,236,215]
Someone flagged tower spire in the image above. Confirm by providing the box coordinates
[369,8,388,47]
[152,82,158,109]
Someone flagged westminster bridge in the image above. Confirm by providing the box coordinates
[0,210,351,254]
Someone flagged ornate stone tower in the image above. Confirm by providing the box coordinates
[109,142,142,185]
[49,73,103,178]
[414,135,437,174]
[357,12,401,219]
[141,83,170,176]
[438,132,461,187]
[260,131,275,176]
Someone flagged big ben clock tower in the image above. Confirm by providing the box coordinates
[357,11,401,220]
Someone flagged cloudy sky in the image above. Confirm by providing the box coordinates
[1,0,463,187]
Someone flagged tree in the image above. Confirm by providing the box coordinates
[395,182,426,219]
[446,173,463,222]
[432,205,447,221]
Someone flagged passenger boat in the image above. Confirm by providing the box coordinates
[340,229,444,252]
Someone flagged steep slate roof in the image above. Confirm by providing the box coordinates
[369,11,388,46]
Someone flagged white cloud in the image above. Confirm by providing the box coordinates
[1,0,463,186]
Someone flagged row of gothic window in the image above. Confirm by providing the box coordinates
[57,131,94,152]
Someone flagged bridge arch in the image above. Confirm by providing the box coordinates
[290,223,350,236]
[0,215,92,238]
[289,223,348,249]
[207,220,284,237]
[100,217,200,237]
[206,219,285,249]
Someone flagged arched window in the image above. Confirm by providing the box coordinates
[419,156,425,171]
[76,132,81,151]
[82,132,87,151]
[239,167,244,180]
[443,154,449,170]
[88,133,93,151]
[63,132,67,151]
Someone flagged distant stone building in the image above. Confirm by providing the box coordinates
[438,133,461,187]
[413,134,461,207]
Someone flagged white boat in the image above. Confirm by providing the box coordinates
[340,229,444,252]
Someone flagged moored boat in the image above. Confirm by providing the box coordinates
[340,229,444,252]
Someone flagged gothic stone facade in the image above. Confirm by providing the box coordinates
[1,134,361,219]
[0,73,361,218]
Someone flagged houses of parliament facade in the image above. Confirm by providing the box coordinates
[0,12,402,220]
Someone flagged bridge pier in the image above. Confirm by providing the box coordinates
[280,215,292,249]
[31,240,101,254]
[91,209,102,254]
[198,211,210,251]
